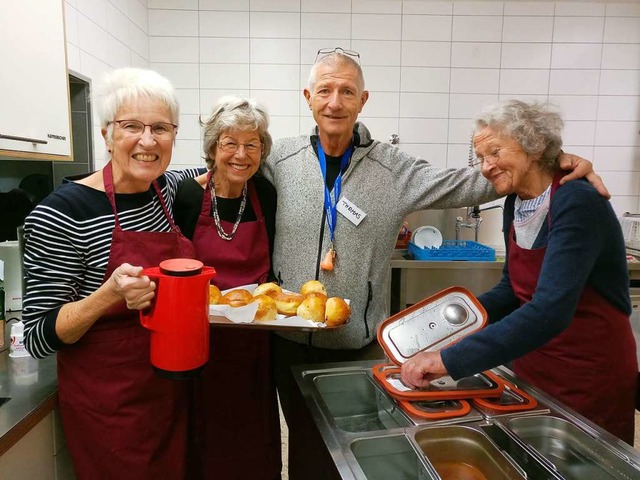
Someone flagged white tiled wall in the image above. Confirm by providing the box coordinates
[64,1,640,245]
[64,0,150,166]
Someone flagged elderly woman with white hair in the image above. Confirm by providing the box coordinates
[22,68,200,479]
[174,96,280,479]
[401,100,637,445]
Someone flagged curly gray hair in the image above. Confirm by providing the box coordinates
[201,96,272,170]
[473,100,564,171]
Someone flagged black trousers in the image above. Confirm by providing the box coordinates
[272,335,385,480]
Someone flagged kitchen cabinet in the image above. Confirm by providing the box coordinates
[0,0,72,161]
[0,412,55,480]
[0,409,74,480]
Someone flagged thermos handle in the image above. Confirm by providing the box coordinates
[139,267,159,330]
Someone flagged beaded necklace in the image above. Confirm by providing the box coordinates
[210,175,247,241]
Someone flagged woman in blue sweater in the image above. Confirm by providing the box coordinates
[401,100,637,444]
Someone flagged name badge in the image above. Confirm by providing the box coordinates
[337,197,366,226]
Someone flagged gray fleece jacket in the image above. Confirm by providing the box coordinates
[261,122,497,350]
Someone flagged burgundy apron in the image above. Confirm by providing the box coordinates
[510,173,637,444]
[189,173,281,480]
[57,163,197,479]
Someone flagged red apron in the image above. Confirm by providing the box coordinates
[510,173,637,444]
[57,162,197,480]
[189,173,281,480]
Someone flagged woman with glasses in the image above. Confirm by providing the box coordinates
[21,68,200,479]
[401,100,637,445]
[173,96,280,480]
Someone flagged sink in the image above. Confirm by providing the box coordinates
[313,372,411,432]
[350,435,434,480]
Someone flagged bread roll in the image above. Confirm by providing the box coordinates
[274,292,304,316]
[251,295,278,322]
[209,285,222,305]
[222,289,253,307]
[300,280,327,297]
[296,294,326,323]
[303,291,327,302]
[253,282,282,298]
[325,297,350,326]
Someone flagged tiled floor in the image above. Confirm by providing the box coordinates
[633,410,640,452]
[279,401,288,480]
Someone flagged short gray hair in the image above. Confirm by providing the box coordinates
[307,52,365,93]
[94,68,179,142]
[201,96,272,170]
[473,100,564,171]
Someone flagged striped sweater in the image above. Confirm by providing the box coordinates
[22,169,200,358]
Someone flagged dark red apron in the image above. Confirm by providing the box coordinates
[57,162,197,479]
[510,173,637,444]
[189,173,281,480]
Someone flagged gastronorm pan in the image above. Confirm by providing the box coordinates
[505,415,639,479]
[414,425,526,479]
[313,371,412,432]
[350,435,434,480]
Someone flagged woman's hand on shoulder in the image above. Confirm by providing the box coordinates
[558,152,610,199]
[400,351,449,389]
[109,263,156,310]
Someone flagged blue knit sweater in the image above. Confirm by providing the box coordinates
[441,178,631,379]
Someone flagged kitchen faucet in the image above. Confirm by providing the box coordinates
[455,205,504,242]
[455,206,482,241]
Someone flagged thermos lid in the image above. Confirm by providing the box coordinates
[159,258,204,277]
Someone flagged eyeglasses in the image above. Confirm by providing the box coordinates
[315,47,361,64]
[470,148,501,169]
[218,141,262,154]
[109,120,177,138]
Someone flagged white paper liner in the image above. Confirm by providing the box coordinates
[209,283,328,328]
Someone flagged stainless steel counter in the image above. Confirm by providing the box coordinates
[0,327,58,456]
[389,250,640,314]
[294,360,640,480]
[388,253,505,313]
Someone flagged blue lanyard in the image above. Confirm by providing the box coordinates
[317,143,352,243]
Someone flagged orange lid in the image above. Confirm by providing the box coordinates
[472,379,538,414]
[377,286,488,365]
[398,398,471,420]
[159,258,204,276]
[371,363,505,402]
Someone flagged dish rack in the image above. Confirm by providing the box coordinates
[408,240,496,261]
[619,213,640,253]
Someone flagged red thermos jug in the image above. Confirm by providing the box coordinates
[140,258,216,379]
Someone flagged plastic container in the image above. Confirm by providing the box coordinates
[408,240,496,262]
[9,320,29,358]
